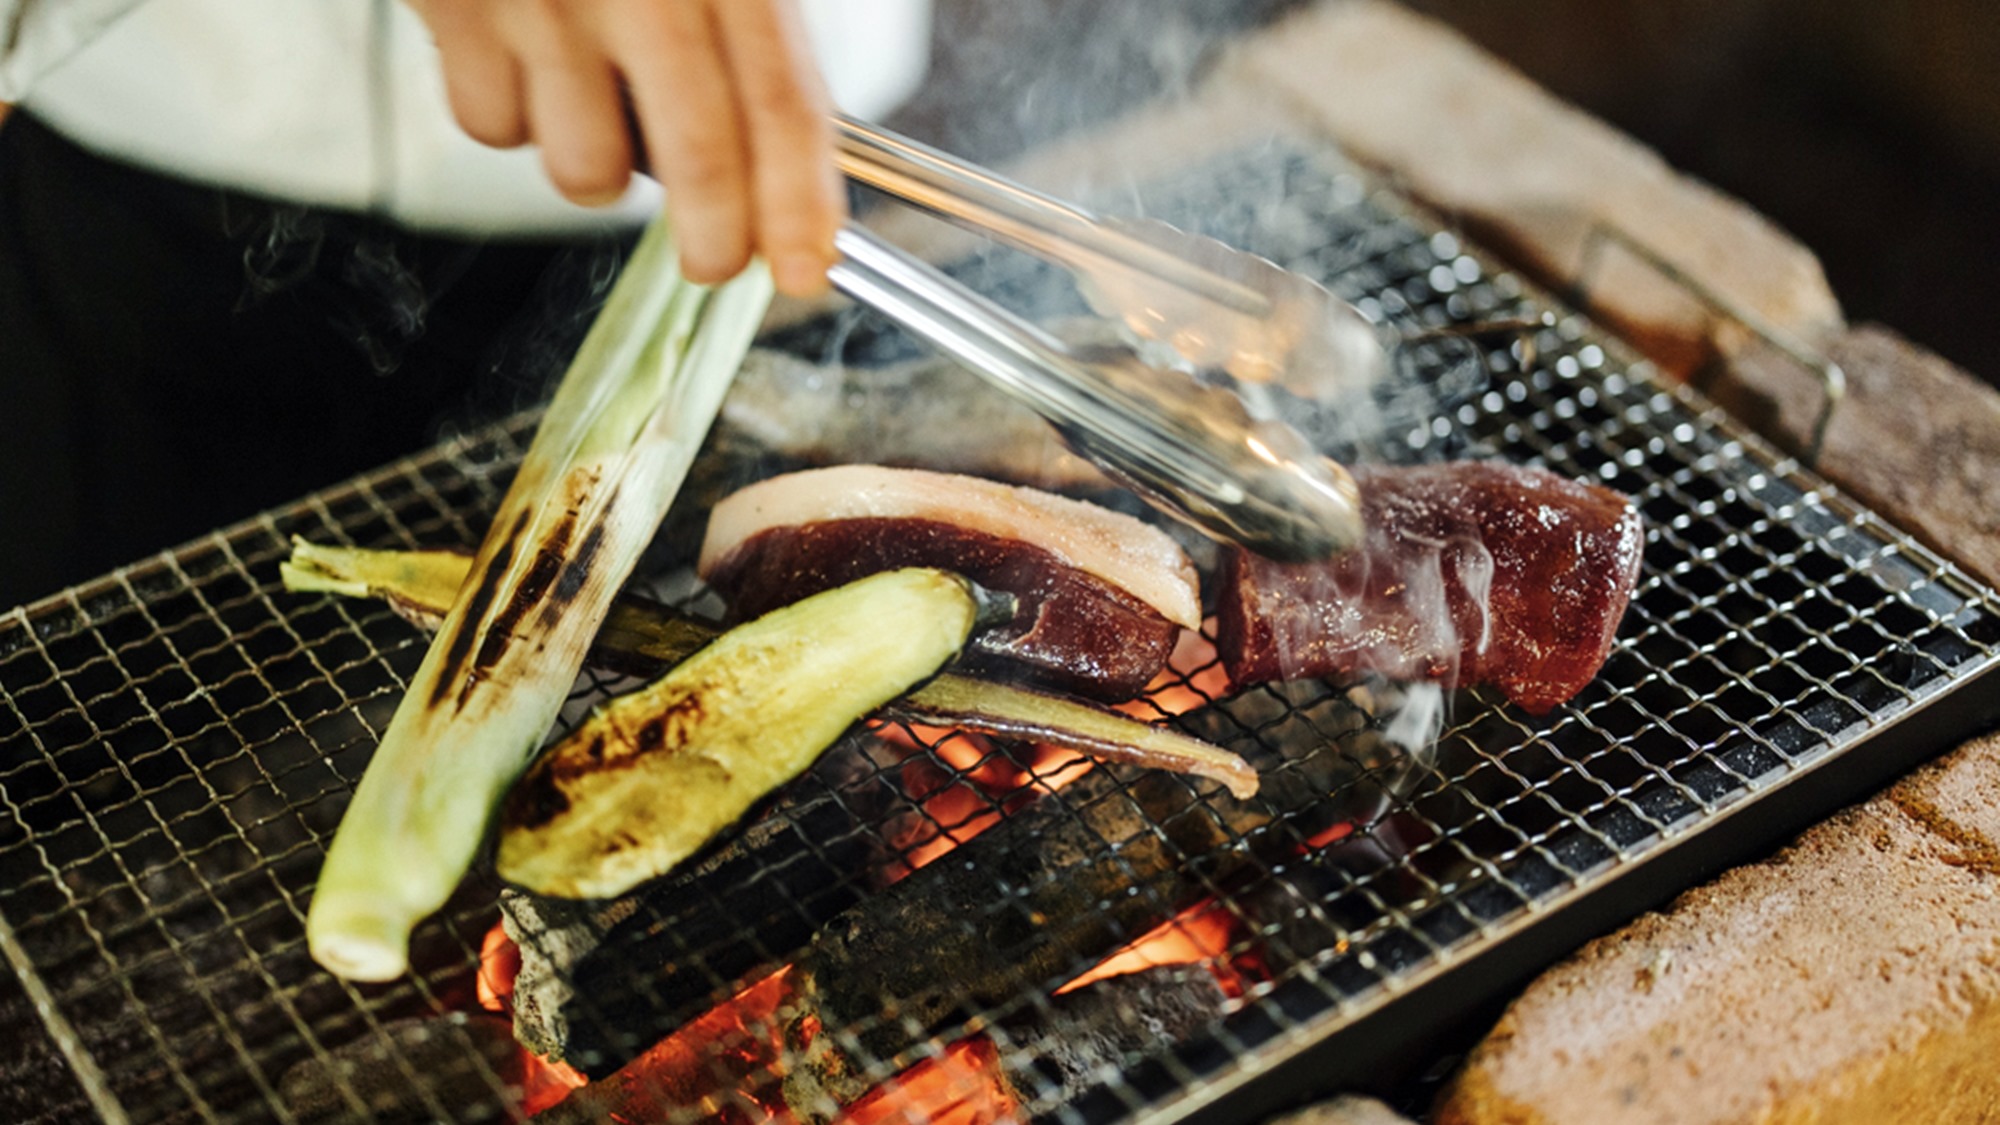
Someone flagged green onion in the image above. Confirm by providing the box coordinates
[305,219,773,981]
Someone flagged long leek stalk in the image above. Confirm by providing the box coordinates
[306,219,773,981]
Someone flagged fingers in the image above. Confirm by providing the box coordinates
[612,0,755,285]
[420,0,529,148]
[418,0,843,296]
[709,0,843,296]
[507,3,635,206]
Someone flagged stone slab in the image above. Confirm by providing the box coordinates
[1431,733,2000,1125]
[1710,322,2000,591]
[1219,0,1846,377]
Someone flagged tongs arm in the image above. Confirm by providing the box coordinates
[833,114,1268,317]
[825,114,1370,560]
[827,226,1363,561]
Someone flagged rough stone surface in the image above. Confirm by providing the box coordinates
[1264,1093,1419,1124]
[1708,321,2000,591]
[1220,0,1846,377]
[1430,732,2000,1125]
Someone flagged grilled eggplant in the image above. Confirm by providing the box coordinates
[283,538,1258,797]
[494,568,990,899]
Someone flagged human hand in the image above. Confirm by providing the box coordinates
[411,0,844,297]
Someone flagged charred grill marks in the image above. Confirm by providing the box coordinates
[552,520,608,606]
[430,508,530,709]
[439,471,612,712]
[472,510,579,695]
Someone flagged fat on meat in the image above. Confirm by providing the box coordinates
[699,466,1201,702]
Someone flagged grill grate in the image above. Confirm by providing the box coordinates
[4,140,1999,1125]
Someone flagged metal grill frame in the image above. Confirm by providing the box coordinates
[2,138,1998,1125]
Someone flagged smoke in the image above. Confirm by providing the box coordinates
[1378,682,1446,779]
[226,201,446,376]
[220,185,641,409]
[233,205,328,302]
[882,0,1312,168]
[336,236,435,373]
[1264,530,1463,764]
[480,241,629,405]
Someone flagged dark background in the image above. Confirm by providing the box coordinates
[891,0,2000,391]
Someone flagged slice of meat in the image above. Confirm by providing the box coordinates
[699,466,1201,702]
[1215,461,1644,713]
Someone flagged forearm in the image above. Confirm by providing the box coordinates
[0,0,150,101]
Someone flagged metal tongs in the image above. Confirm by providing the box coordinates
[827,115,1385,562]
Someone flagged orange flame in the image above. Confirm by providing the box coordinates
[845,1037,1014,1125]
[1306,818,1357,851]
[593,970,797,1122]
[1120,624,1230,723]
[874,723,1091,883]
[475,922,520,1013]
[506,962,1021,1125]
[1057,896,1249,998]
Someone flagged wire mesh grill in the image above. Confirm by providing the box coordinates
[3,140,1999,1125]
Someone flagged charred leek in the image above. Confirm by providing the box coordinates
[305,220,773,981]
[284,539,1258,797]
[495,568,985,898]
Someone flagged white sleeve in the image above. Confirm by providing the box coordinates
[1,0,153,100]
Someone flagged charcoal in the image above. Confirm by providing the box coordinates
[781,683,1421,1116]
[779,764,1230,1116]
[525,973,793,1125]
[0,968,97,1125]
[993,966,1230,1114]
[277,1012,523,1123]
[501,737,895,1076]
[509,680,1427,1109]
[526,968,1228,1124]
[499,891,641,1061]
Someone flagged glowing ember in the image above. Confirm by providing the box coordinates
[473,921,591,1113]
[844,1037,1013,1125]
[1307,819,1357,851]
[1121,624,1229,721]
[585,971,796,1121]
[508,963,1022,1125]
[461,624,1261,1122]
[1057,896,1249,997]
[874,722,1091,883]
[869,624,1228,882]
[475,922,519,1013]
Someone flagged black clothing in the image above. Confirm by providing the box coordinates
[0,111,587,608]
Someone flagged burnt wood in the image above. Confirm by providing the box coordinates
[780,685,1412,1114]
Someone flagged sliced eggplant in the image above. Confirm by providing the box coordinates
[284,539,1260,796]
[890,676,1258,800]
[494,568,983,899]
